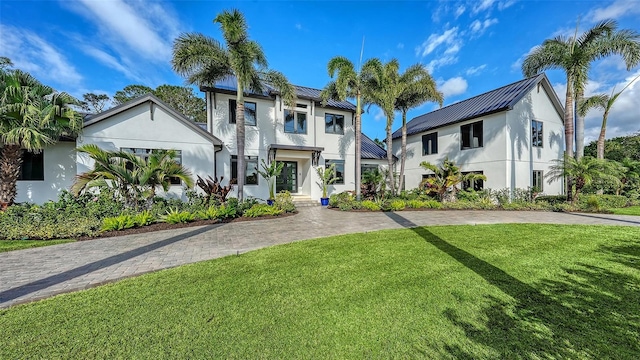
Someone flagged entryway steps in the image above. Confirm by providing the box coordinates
[291,195,320,207]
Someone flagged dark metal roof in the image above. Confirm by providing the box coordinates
[268,144,324,152]
[392,73,563,139]
[361,133,389,160]
[201,76,356,111]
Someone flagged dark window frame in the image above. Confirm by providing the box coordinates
[325,113,345,135]
[231,155,259,185]
[422,132,438,155]
[18,150,44,181]
[533,170,544,192]
[229,99,258,126]
[325,159,345,185]
[532,120,543,148]
[460,120,483,150]
[462,171,484,191]
[284,110,308,134]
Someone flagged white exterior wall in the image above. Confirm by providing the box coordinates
[394,86,564,195]
[209,92,356,201]
[79,103,217,200]
[506,85,564,195]
[15,141,77,204]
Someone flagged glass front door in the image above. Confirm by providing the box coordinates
[276,161,297,193]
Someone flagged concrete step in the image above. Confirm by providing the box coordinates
[291,195,320,207]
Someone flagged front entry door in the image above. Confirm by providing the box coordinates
[276,161,297,193]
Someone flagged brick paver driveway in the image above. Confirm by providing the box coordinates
[1,208,639,308]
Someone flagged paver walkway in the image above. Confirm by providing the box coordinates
[1,208,639,308]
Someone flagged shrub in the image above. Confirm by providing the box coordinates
[536,195,567,205]
[389,200,406,211]
[161,208,195,224]
[244,204,283,218]
[329,192,354,208]
[274,191,296,213]
[578,194,628,210]
[195,205,219,220]
[361,200,381,211]
[101,215,136,232]
[214,204,237,220]
[133,211,154,227]
[423,200,443,209]
[406,199,424,209]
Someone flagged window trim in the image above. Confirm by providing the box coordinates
[325,113,345,135]
[532,120,543,148]
[460,120,483,150]
[18,150,45,181]
[325,159,345,185]
[422,132,438,155]
[231,155,259,185]
[462,171,484,191]
[284,109,308,134]
[533,170,544,192]
[229,99,258,126]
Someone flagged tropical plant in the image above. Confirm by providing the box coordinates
[195,175,235,204]
[72,145,193,209]
[256,159,284,200]
[419,158,487,202]
[578,73,640,159]
[243,203,283,217]
[394,64,443,192]
[161,208,195,224]
[0,69,83,209]
[172,9,296,201]
[316,163,339,199]
[522,19,640,159]
[361,168,384,199]
[546,155,622,203]
[321,56,379,200]
[585,132,640,162]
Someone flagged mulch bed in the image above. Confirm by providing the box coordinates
[76,212,297,241]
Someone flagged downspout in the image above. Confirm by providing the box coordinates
[312,101,316,147]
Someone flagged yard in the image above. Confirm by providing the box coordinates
[1,224,638,359]
[612,205,640,216]
[0,240,73,253]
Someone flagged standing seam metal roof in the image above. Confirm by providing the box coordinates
[361,133,392,160]
[392,73,561,139]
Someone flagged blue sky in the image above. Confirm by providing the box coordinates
[2,0,639,142]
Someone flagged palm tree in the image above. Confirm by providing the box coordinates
[320,56,378,200]
[522,20,640,159]
[171,9,296,201]
[0,69,82,209]
[578,73,640,159]
[419,157,487,202]
[395,64,443,192]
[546,155,621,203]
[72,145,193,209]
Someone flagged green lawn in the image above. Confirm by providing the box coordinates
[0,239,73,253]
[612,205,640,216]
[1,224,639,359]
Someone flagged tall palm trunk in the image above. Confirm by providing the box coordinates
[354,91,362,201]
[564,76,575,158]
[597,109,610,160]
[386,120,395,195]
[0,145,23,209]
[398,110,408,193]
[236,80,246,202]
[575,89,585,159]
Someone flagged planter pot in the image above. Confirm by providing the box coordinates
[266,199,275,206]
[320,197,329,206]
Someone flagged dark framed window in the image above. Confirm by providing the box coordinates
[361,164,378,178]
[18,150,44,181]
[121,148,183,185]
[422,132,438,155]
[325,113,344,134]
[325,159,345,184]
[461,121,483,149]
[229,99,257,126]
[284,110,307,134]
[462,171,484,191]
[533,170,544,192]
[532,120,543,147]
[231,155,259,185]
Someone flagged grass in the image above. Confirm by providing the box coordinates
[611,205,640,216]
[1,224,639,359]
[0,239,73,253]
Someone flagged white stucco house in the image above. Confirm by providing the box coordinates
[15,94,223,204]
[392,73,565,195]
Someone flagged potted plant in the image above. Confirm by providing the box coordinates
[257,159,284,205]
[316,163,339,206]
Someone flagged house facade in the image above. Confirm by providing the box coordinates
[392,73,565,195]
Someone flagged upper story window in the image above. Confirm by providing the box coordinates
[325,113,344,134]
[231,155,259,185]
[325,159,345,184]
[229,99,257,126]
[422,132,438,155]
[18,150,44,181]
[461,120,483,150]
[284,110,307,134]
[532,120,543,147]
[121,148,183,185]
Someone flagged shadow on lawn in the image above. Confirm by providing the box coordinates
[384,212,640,359]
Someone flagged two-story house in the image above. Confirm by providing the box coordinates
[392,73,565,195]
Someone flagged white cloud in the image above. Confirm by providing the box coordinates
[373,108,385,122]
[0,25,83,87]
[455,5,466,18]
[587,0,640,22]
[397,43,405,49]
[81,46,141,81]
[466,64,487,76]
[473,0,496,14]
[415,27,460,57]
[469,18,498,35]
[295,23,302,30]
[511,46,537,72]
[439,77,468,98]
[425,55,458,73]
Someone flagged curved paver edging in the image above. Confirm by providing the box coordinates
[1,207,639,308]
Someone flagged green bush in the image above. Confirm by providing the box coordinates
[389,200,406,211]
[578,194,628,210]
[423,200,443,209]
[274,191,296,213]
[406,199,424,209]
[133,211,155,227]
[243,204,284,218]
[361,200,381,211]
[214,204,237,220]
[536,195,567,205]
[161,209,195,224]
[101,215,136,232]
[329,192,354,208]
[195,205,218,220]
